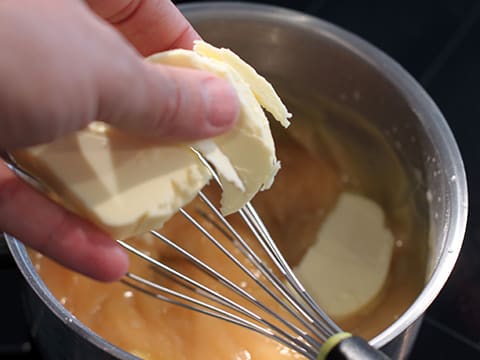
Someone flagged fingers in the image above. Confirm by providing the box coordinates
[0,0,238,282]
[0,0,239,148]
[0,162,129,282]
[97,61,240,140]
[86,0,200,55]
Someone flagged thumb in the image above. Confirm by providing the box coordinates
[96,59,240,141]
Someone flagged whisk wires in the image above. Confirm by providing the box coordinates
[116,153,341,359]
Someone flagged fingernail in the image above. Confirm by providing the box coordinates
[203,78,240,128]
[109,246,130,276]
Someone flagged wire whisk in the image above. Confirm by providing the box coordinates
[116,154,390,360]
[1,151,389,360]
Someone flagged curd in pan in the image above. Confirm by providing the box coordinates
[31,133,342,360]
[22,41,424,359]
[31,129,423,359]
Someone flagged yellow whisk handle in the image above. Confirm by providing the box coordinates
[318,333,391,360]
[318,332,352,360]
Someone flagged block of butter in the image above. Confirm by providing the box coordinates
[294,192,395,319]
[12,41,291,239]
[149,41,292,214]
[13,123,212,239]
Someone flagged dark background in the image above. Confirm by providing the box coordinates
[1,0,479,359]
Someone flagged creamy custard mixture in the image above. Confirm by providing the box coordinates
[31,128,425,359]
[20,40,426,360]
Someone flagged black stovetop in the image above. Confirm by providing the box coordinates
[2,0,480,359]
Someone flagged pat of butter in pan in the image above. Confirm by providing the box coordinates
[294,192,394,319]
[12,41,290,239]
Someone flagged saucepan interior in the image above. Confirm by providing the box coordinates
[5,2,467,359]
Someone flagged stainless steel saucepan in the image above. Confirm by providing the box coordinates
[5,3,467,359]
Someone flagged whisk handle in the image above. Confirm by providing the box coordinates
[319,334,390,360]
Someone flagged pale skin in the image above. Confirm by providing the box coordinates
[0,0,240,281]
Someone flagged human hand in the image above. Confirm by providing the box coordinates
[0,0,240,281]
